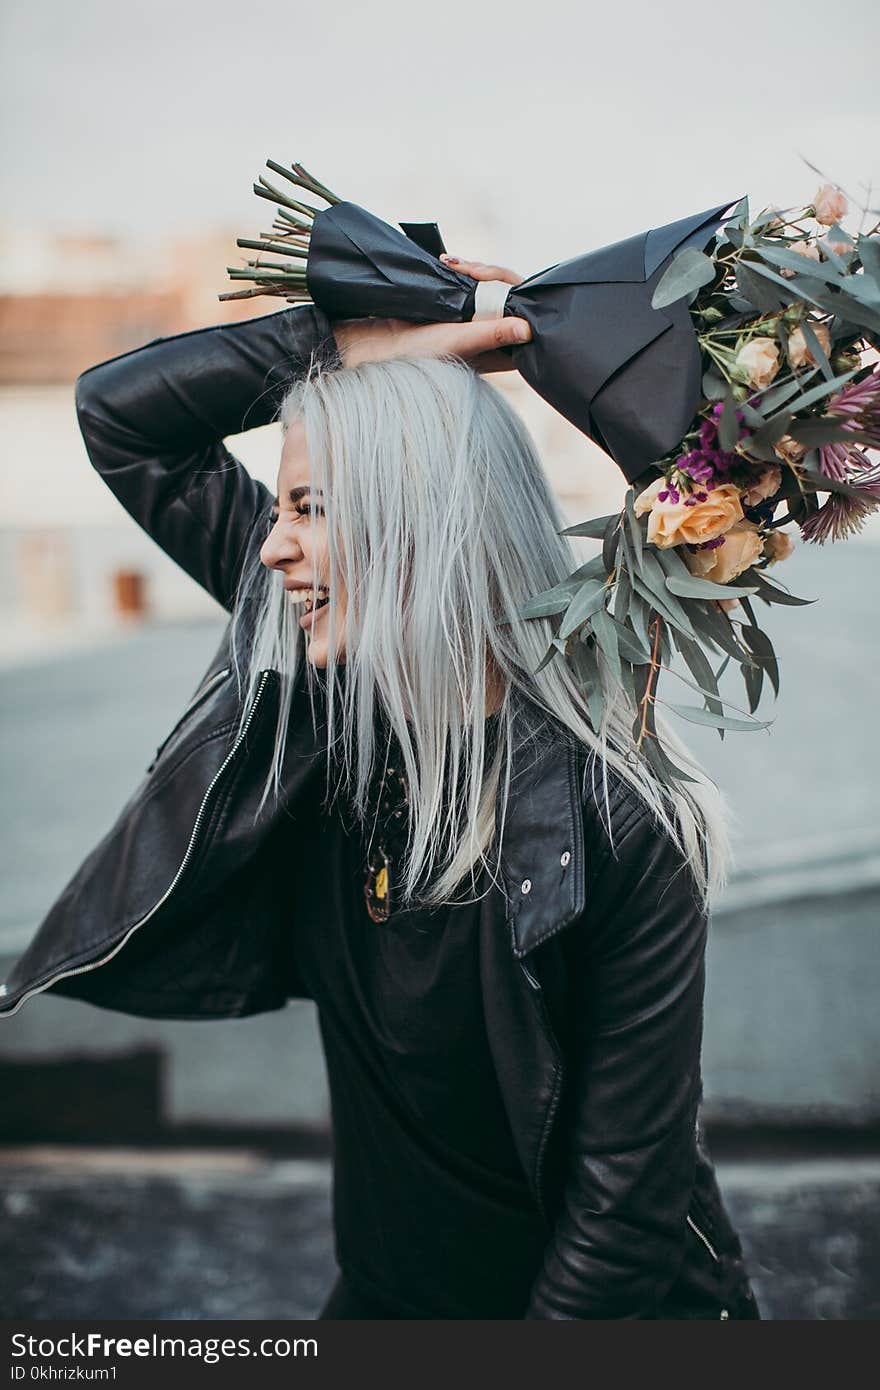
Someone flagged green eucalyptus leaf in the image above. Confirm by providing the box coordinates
[641,733,702,786]
[788,418,877,450]
[665,573,759,601]
[515,586,574,619]
[740,623,780,698]
[758,366,819,414]
[794,282,880,335]
[603,512,621,574]
[651,248,716,309]
[702,371,729,401]
[662,701,772,731]
[559,578,608,639]
[858,234,880,286]
[736,259,831,315]
[689,601,757,665]
[607,613,653,665]
[739,567,815,606]
[637,549,699,638]
[534,642,558,673]
[751,409,794,454]
[590,606,622,683]
[762,366,862,426]
[793,464,877,500]
[573,635,605,733]
[630,572,695,642]
[628,589,654,652]
[612,565,632,624]
[743,658,764,713]
[752,243,846,289]
[718,390,742,452]
[561,512,619,538]
[624,487,644,566]
[795,318,828,378]
[736,261,788,312]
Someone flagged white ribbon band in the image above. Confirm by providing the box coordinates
[472,278,513,322]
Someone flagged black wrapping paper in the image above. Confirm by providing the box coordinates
[306,196,743,484]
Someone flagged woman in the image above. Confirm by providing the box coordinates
[1,260,761,1320]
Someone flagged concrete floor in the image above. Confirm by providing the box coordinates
[3,1148,879,1321]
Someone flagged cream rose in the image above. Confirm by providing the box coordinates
[683,521,765,584]
[787,321,832,369]
[740,464,782,509]
[637,482,744,549]
[633,476,667,517]
[763,529,796,563]
[733,337,781,390]
[812,184,848,226]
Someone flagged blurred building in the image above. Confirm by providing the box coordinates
[0,221,618,664]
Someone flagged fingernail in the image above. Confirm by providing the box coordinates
[513,321,530,342]
[440,254,459,264]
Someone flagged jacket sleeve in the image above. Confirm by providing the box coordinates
[524,790,707,1319]
[74,304,340,612]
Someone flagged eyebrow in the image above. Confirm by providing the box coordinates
[271,485,325,507]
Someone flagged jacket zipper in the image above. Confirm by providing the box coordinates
[520,959,564,1224]
[146,665,232,773]
[1,670,271,1018]
[687,1211,720,1262]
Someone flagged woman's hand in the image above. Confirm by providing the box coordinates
[330,257,529,375]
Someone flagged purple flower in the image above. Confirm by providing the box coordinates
[677,404,753,488]
[823,367,880,460]
[801,453,880,544]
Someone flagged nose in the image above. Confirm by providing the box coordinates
[260,519,300,572]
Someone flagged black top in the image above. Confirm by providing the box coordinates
[289,714,550,1318]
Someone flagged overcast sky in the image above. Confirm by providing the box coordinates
[1,0,878,273]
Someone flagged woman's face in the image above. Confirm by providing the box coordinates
[259,420,348,667]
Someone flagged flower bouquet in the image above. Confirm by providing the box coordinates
[222,161,880,789]
[528,180,880,786]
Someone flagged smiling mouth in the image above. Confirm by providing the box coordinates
[287,587,330,614]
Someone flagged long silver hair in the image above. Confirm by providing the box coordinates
[229,351,734,915]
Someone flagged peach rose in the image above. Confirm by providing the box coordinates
[733,337,781,390]
[740,464,782,509]
[812,184,848,226]
[636,481,744,549]
[683,521,765,584]
[763,529,796,563]
[773,433,807,466]
[787,320,832,369]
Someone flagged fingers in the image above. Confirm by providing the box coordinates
[439,254,522,286]
[449,316,532,357]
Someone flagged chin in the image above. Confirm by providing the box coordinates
[305,643,328,667]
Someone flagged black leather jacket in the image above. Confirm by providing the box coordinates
[0,304,761,1321]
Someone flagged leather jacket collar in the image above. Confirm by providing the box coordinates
[500,691,586,959]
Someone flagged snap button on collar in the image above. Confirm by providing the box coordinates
[521,878,532,894]
[560,850,570,867]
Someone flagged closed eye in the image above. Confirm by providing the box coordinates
[268,503,324,524]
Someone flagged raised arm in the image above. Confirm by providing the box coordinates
[74,304,340,612]
[525,790,707,1319]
